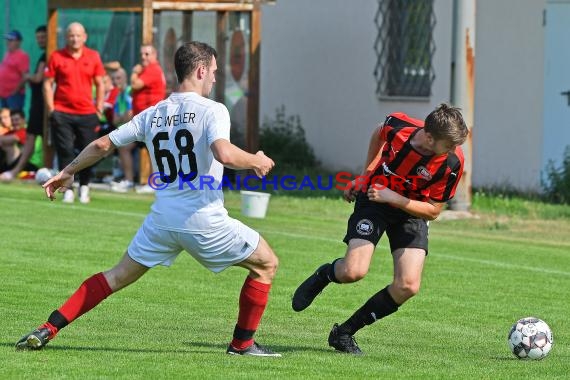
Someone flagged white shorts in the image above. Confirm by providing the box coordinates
[127,215,260,273]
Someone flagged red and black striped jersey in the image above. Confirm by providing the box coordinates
[368,112,464,203]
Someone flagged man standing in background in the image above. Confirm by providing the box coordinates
[0,30,30,110]
[1,25,47,182]
[130,44,166,193]
[44,22,105,204]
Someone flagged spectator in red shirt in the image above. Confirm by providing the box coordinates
[44,22,105,204]
[0,109,34,172]
[130,45,166,115]
[0,30,30,110]
[1,25,47,182]
[130,44,166,193]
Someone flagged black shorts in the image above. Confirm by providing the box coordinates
[343,193,429,254]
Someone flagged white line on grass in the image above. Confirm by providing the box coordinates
[3,196,147,218]
[431,229,570,249]
[435,254,570,277]
[255,229,570,277]
[6,196,569,277]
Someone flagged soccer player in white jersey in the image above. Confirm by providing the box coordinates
[16,42,281,357]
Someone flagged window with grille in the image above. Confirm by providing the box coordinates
[374,0,436,99]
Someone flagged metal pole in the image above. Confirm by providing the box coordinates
[449,0,475,211]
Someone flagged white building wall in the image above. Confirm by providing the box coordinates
[261,0,545,191]
[473,0,546,190]
[261,0,454,173]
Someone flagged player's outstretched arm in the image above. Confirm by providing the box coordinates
[211,139,274,178]
[43,135,116,200]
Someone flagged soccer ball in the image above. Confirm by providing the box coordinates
[507,317,553,360]
[35,167,55,185]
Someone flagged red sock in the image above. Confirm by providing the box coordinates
[230,276,271,350]
[58,272,113,324]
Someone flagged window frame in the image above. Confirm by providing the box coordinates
[374,0,436,101]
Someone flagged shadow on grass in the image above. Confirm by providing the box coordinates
[3,342,202,354]
[490,356,520,361]
[185,341,332,354]
[490,354,567,360]
[3,341,331,355]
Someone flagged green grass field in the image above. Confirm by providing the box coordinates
[1,183,569,379]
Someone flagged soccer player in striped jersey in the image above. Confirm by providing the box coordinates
[16,41,281,357]
[292,104,468,354]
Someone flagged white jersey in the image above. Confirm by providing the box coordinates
[109,92,230,232]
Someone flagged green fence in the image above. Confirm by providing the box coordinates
[2,0,141,116]
[2,0,47,115]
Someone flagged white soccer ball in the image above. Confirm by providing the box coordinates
[35,167,55,185]
[508,317,553,360]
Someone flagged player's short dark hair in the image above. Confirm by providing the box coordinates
[174,41,217,84]
[36,25,47,33]
[424,103,468,146]
[10,109,25,118]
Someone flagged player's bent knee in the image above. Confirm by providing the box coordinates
[103,269,123,291]
[243,240,279,281]
[393,280,421,300]
[338,266,367,283]
[260,252,278,280]
[104,268,130,291]
[104,258,147,291]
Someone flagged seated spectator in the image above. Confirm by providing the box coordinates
[0,109,38,173]
[0,107,11,135]
[0,25,47,182]
[0,108,12,164]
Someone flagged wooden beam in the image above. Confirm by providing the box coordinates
[85,7,143,12]
[247,4,261,152]
[153,2,254,11]
[215,11,228,104]
[49,0,142,10]
[142,0,154,44]
[43,8,59,169]
[154,0,275,4]
[47,0,275,10]
[46,8,58,56]
[182,10,193,42]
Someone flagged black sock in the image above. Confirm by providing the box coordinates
[338,286,399,335]
[47,310,69,330]
[316,258,342,284]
